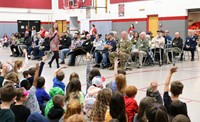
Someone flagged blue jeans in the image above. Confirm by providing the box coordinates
[102,51,109,67]
[61,48,70,62]
[94,51,102,64]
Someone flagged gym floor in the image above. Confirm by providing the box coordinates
[1,47,200,122]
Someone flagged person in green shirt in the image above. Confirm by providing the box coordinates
[132,32,149,68]
[109,31,132,70]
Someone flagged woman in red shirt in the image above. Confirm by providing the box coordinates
[128,23,135,33]
[40,26,46,38]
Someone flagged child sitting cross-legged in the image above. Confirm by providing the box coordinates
[48,95,65,122]
[11,88,31,122]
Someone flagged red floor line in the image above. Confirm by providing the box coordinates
[137,89,200,103]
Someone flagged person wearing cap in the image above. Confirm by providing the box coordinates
[101,32,117,69]
[109,31,132,70]
[151,30,165,65]
[180,31,198,61]
[84,76,104,117]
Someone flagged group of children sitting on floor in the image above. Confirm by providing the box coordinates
[0,52,191,122]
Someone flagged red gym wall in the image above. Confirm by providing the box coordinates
[110,0,146,4]
[0,0,52,9]
[58,0,92,9]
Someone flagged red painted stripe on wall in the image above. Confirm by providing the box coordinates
[0,0,52,9]
[110,0,146,4]
[90,16,188,23]
[159,16,188,21]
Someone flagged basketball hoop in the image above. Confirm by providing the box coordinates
[63,0,81,10]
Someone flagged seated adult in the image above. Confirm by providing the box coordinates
[93,34,106,68]
[38,32,51,58]
[28,33,44,59]
[18,32,32,56]
[60,33,79,64]
[151,30,165,65]
[180,31,198,61]
[168,32,183,62]
[59,31,71,50]
[109,31,132,70]
[99,33,117,69]
[132,32,149,68]
[68,34,93,66]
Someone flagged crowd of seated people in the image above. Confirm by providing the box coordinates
[1,23,199,70]
[0,50,191,122]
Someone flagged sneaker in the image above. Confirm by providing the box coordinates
[108,65,114,70]
[60,61,65,64]
[93,64,100,68]
[191,58,195,61]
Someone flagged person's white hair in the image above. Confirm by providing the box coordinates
[140,32,146,36]
[113,31,117,34]
[175,32,179,35]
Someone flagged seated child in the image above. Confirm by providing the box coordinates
[48,95,65,121]
[0,84,17,122]
[11,88,31,122]
[21,63,41,113]
[163,67,188,118]
[146,80,163,104]
[45,87,65,116]
[124,86,138,122]
[84,76,104,117]
[36,77,50,115]
[53,66,67,91]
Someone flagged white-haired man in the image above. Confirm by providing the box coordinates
[132,32,149,68]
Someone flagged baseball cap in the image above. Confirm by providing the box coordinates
[108,32,114,36]
[92,76,105,87]
[157,30,162,32]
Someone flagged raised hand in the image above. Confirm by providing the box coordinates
[170,67,178,74]
[86,52,91,60]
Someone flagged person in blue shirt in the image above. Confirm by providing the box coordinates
[52,66,67,91]
[36,77,50,115]
[164,30,172,45]
[180,31,198,61]
[101,32,117,69]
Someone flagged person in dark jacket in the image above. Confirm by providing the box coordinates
[180,31,198,61]
[168,32,183,62]
[68,34,93,66]
[59,31,71,50]
[38,32,50,58]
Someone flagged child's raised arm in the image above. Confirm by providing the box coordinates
[164,67,177,92]
[114,57,119,77]
[54,65,68,77]
[86,52,91,84]
[33,63,40,87]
